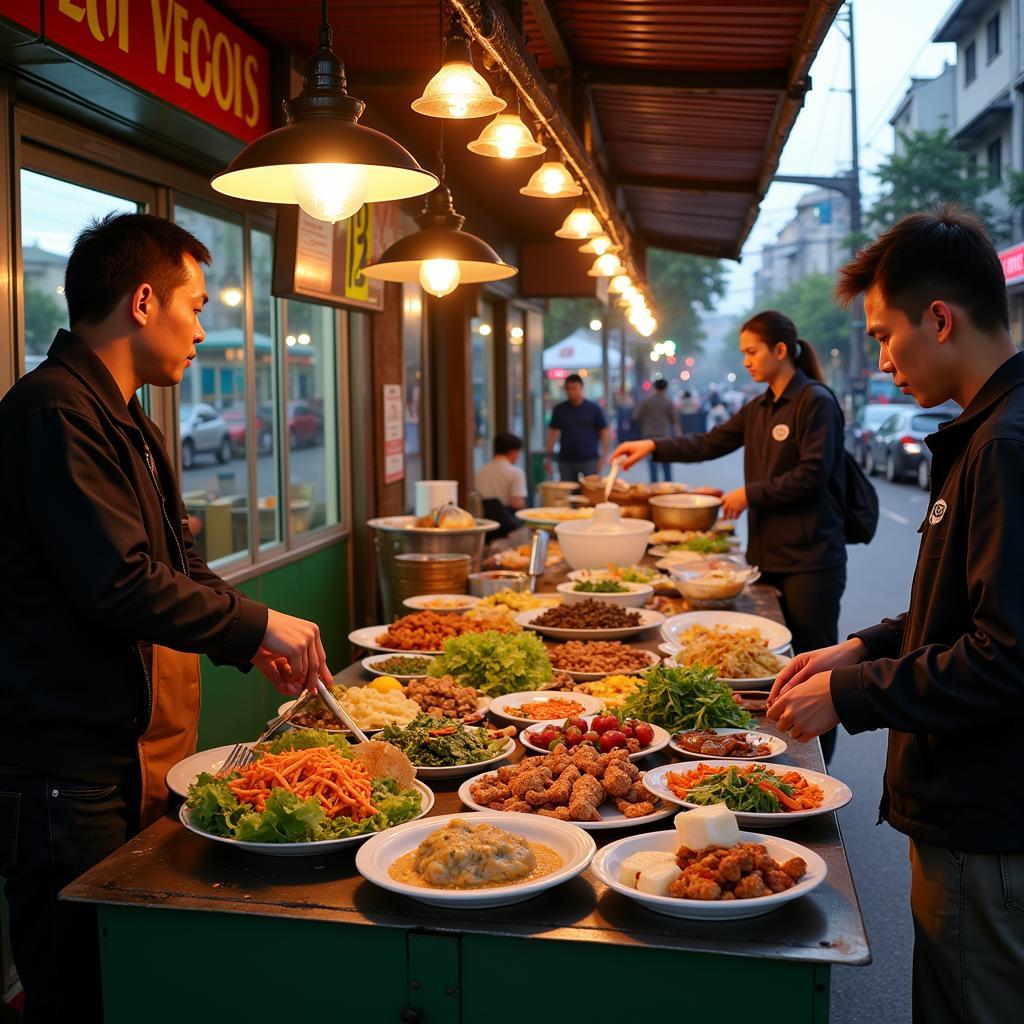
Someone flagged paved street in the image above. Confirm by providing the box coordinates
[622,449,923,1024]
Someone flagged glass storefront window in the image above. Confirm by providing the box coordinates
[19,170,137,373]
[174,203,249,567]
[402,284,425,511]
[283,300,339,537]
[252,229,282,550]
[508,308,525,440]
[471,302,495,474]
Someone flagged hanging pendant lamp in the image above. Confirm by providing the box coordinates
[362,182,517,297]
[468,81,546,159]
[587,252,626,278]
[554,197,603,239]
[211,3,437,221]
[579,233,619,256]
[609,273,633,294]
[412,14,505,119]
[520,145,582,198]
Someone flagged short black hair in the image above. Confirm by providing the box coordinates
[653,378,667,391]
[494,432,522,456]
[565,373,584,386]
[836,205,1009,334]
[65,212,211,326]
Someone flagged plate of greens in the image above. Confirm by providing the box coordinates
[426,629,554,697]
[618,664,755,733]
[180,731,433,855]
[377,714,517,780]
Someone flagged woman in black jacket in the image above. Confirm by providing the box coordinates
[613,311,847,759]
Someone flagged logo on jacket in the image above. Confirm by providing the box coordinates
[929,498,948,525]
[772,424,791,441]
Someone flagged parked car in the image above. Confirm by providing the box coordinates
[865,404,959,483]
[286,400,323,448]
[179,403,232,469]
[845,403,895,468]
[220,407,273,457]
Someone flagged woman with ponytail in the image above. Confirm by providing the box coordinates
[613,310,847,761]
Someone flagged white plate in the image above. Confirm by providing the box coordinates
[489,690,603,726]
[348,625,444,656]
[517,507,595,527]
[668,728,788,761]
[556,581,654,608]
[660,610,792,654]
[515,607,665,641]
[641,761,852,827]
[361,653,439,679]
[167,744,239,798]
[658,647,792,690]
[355,811,596,908]
[592,829,827,920]
[402,594,481,613]
[407,736,517,781]
[178,779,435,856]
[552,648,661,682]
[519,715,671,761]
[458,770,675,831]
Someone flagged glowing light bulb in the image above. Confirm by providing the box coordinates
[595,253,620,276]
[220,286,243,307]
[291,164,368,223]
[419,259,461,297]
[590,236,612,255]
[478,323,492,335]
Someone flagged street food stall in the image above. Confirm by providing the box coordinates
[65,497,868,1023]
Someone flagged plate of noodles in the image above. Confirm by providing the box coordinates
[661,611,790,652]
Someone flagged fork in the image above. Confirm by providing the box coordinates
[218,687,317,774]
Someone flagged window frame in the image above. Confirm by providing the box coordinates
[964,39,977,84]
[986,13,1000,62]
[986,136,1002,188]
[10,103,351,586]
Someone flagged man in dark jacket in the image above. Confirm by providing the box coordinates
[767,207,1024,1023]
[0,213,332,1023]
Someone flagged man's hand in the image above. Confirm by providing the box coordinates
[252,649,303,696]
[721,486,748,520]
[765,671,840,742]
[768,637,867,705]
[260,609,331,693]
[610,439,655,469]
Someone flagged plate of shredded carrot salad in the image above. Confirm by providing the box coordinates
[181,730,433,855]
[642,760,851,827]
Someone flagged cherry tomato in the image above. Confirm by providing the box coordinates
[563,726,583,747]
[634,723,655,746]
[565,716,589,733]
[620,723,634,739]
[582,730,601,747]
[592,714,619,735]
[599,729,626,752]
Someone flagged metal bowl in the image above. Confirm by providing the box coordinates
[647,494,722,531]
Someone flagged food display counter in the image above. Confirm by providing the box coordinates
[63,574,869,1024]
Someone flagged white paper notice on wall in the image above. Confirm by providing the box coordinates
[383,384,404,484]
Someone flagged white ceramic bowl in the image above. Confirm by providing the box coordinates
[556,580,653,608]
[554,517,654,570]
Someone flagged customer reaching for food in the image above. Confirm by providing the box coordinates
[612,311,854,764]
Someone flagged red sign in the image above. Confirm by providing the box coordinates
[999,241,1024,286]
[0,0,41,31]
[44,0,269,142]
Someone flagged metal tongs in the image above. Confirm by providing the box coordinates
[315,678,371,744]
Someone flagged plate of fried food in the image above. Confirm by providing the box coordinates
[403,675,489,722]
[355,812,596,909]
[642,760,851,827]
[591,805,826,920]
[669,727,787,761]
[350,610,520,655]
[459,744,675,830]
[548,641,660,682]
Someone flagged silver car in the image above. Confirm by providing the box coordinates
[179,403,232,469]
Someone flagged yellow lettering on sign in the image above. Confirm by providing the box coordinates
[243,53,259,127]
[60,0,128,52]
[151,0,173,74]
[346,205,373,301]
[173,3,191,88]
[190,17,211,98]
[58,0,86,25]
[211,31,232,111]
[232,42,243,119]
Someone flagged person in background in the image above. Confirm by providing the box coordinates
[475,431,527,513]
[767,207,1024,1024]
[0,213,330,1024]
[611,310,847,763]
[545,372,609,481]
[678,388,704,433]
[632,378,679,482]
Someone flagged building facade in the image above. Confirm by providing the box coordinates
[889,63,956,154]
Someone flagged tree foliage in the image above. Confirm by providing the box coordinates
[866,128,1002,241]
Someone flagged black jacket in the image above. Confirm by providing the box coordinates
[0,331,268,783]
[832,352,1024,852]
[653,371,846,573]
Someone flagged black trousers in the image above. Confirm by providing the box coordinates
[0,766,138,1024]
[648,457,673,483]
[760,565,847,764]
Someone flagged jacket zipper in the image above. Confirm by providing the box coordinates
[135,642,152,733]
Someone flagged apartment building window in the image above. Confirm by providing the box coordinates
[986,13,1000,61]
[967,152,978,178]
[987,137,1002,187]
[964,40,977,84]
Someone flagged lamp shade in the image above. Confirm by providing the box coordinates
[468,84,545,159]
[362,185,517,290]
[411,24,505,119]
[520,146,582,198]
[211,26,437,216]
[609,273,632,294]
[587,252,625,277]
[579,233,619,255]
[554,201,603,239]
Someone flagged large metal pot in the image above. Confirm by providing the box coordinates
[647,494,722,531]
[368,515,499,621]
